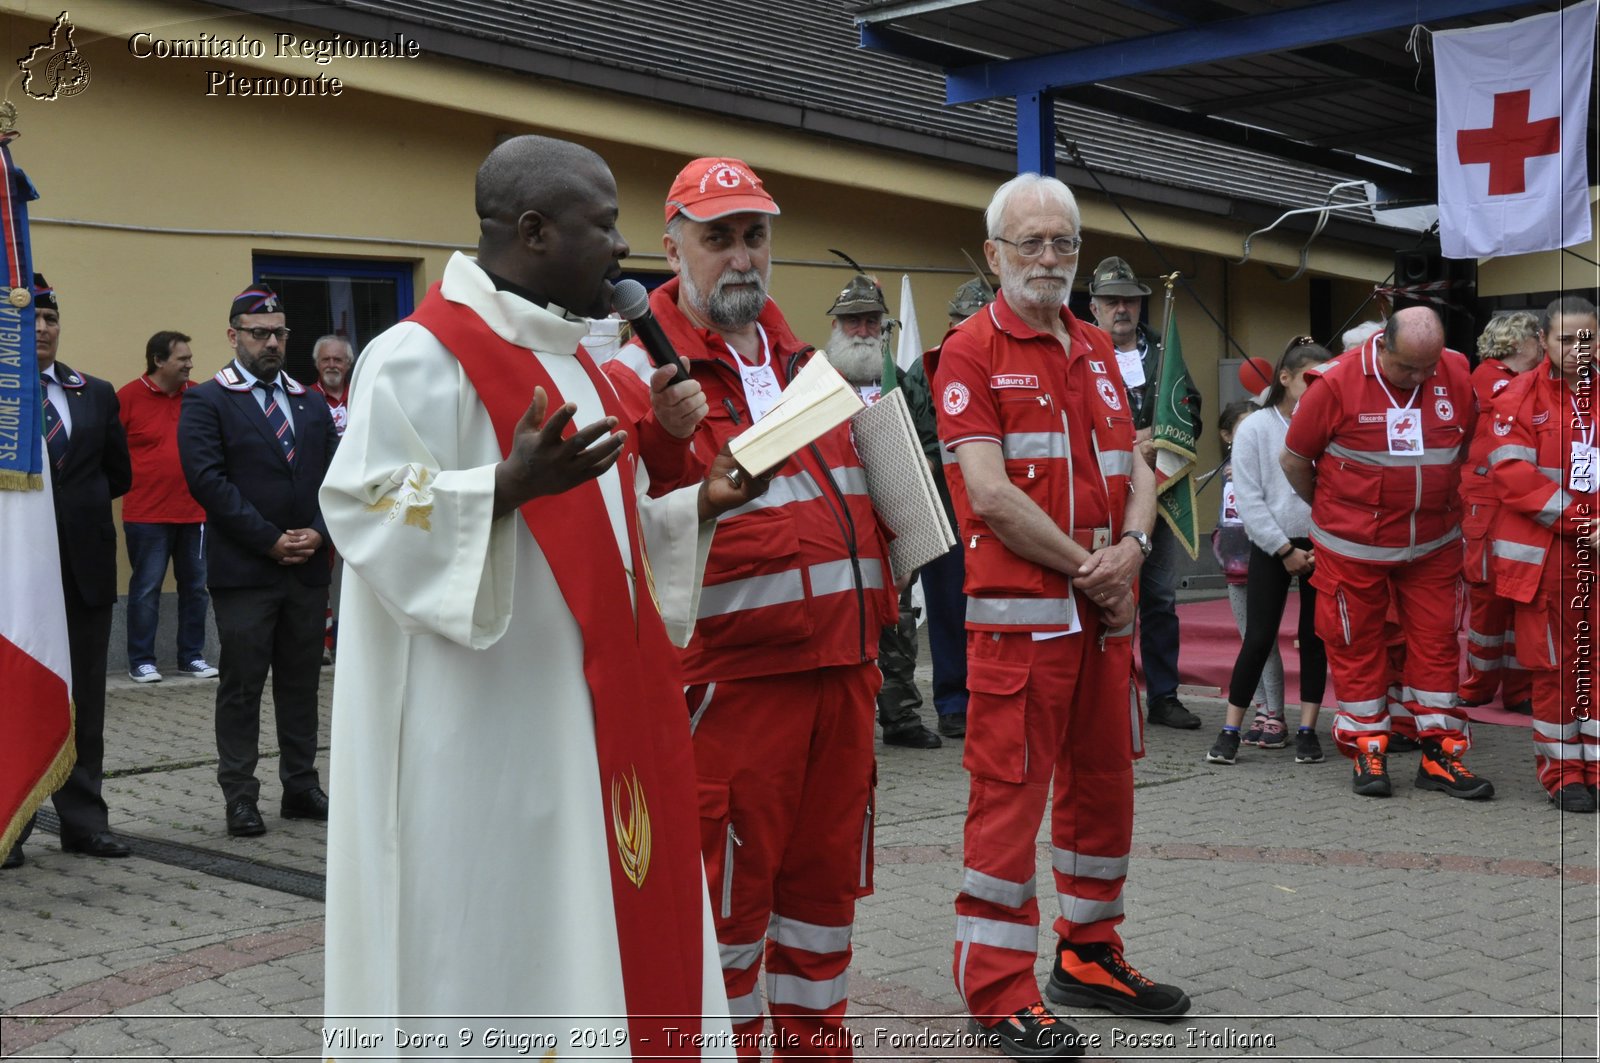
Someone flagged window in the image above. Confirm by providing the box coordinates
[252,256,415,382]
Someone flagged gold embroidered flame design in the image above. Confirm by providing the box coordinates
[610,766,652,889]
[365,466,434,531]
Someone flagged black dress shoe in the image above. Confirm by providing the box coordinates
[61,831,131,858]
[1503,699,1534,715]
[281,786,330,821]
[938,711,967,738]
[226,797,267,837]
[1146,694,1202,729]
[883,724,942,749]
[2,845,23,869]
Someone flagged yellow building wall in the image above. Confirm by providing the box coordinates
[1,1,1410,578]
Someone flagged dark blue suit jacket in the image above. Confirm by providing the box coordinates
[178,365,337,589]
[48,362,132,608]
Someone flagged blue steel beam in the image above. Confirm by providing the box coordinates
[1016,92,1056,175]
[944,0,1530,104]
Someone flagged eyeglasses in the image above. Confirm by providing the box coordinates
[992,235,1082,259]
[235,326,290,342]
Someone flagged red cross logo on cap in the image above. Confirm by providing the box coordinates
[715,168,741,189]
[1456,89,1560,196]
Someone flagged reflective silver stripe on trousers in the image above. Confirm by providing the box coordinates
[768,913,853,955]
[1413,712,1466,733]
[960,867,1037,909]
[1534,740,1584,759]
[1336,697,1387,717]
[727,988,764,1023]
[966,596,1076,626]
[1491,540,1545,564]
[1097,448,1133,479]
[1536,489,1571,527]
[1325,442,1462,467]
[1051,847,1130,881]
[1002,432,1068,460]
[1467,629,1505,648]
[719,937,764,973]
[1312,523,1459,563]
[699,569,806,618]
[767,971,850,1010]
[1534,719,1583,741]
[1466,653,1499,672]
[1410,688,1457,709]
[1485,444,1538,467]
[954,914,1039,953]
[809,557,884,596]
[1057,891,1123,924]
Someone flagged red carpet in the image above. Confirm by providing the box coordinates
[1160,592,1532,729]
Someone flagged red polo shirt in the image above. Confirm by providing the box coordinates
[117,375,204,523]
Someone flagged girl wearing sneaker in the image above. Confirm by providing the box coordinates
[1210,400,1287,746]
[1207,339,1331,766]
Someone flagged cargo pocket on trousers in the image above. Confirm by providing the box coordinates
[962,658,1031,784]
[855,762,877,898]
[699,778,738,920]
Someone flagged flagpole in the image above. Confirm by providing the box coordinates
[1153,271,1179,403]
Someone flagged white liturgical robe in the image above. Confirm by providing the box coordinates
[319,253,731,1058]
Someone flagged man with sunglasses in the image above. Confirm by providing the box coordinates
[178,286,339,838]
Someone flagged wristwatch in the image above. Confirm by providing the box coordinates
[1120,529,1152,558]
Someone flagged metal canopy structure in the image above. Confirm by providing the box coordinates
[855,0,1594,204]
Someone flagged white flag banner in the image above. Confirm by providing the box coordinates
[895,274,923,373]
[1434,0,1596,260]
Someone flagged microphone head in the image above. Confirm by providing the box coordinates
[611,278,651,322]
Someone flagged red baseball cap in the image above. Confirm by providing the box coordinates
[665,157,781,224]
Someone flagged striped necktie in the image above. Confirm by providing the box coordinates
[40,372,67,471]
[255,380,296,463]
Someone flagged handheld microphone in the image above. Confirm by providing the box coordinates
[612,279,690,386]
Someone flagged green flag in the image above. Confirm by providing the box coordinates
[1151,311,1200,560]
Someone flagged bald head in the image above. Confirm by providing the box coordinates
[1377,306,1446,391]
[475,135,607,226]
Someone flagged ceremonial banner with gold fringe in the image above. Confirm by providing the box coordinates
[1151,278,1200,560]
[0,131,76,859]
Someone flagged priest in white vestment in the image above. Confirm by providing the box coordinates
[319,138,751,1060]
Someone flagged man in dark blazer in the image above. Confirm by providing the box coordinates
[179,285,338,838]
[5,274,134,869]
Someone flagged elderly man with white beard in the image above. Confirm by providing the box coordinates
[603,157,899,1059]
[929,172,1189,1059]
[823,273,943,750]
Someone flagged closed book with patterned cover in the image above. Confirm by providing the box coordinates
[728,353,865,476]
[850,387,956,578]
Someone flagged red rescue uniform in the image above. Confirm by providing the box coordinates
[929,293,1142,1020]
[1487,365,1599,794]
[1458,358,1533,708]
[1284,336,1475,755]
[116,376,204,524]
[604,276,896,1060]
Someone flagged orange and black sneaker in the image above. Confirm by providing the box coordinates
[967,1001,1087,1058]
[1351,734,1391,797]
[1045,941,1191,1018]
[1416,737,1494,800]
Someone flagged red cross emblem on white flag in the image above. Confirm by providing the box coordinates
[1434,0,1596,259]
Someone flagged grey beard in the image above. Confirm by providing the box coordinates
[684,268,767,330]
[1000,265,1075,313]
[826,332,885,386]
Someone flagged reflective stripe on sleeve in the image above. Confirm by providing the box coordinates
[1535,489,1571,528]
[1490,540,1545,565]
[1484,444,1538,467]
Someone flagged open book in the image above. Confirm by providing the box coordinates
[850,388,957,577]
[727,352,866,477]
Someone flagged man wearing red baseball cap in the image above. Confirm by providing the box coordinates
[605,157,899,1059]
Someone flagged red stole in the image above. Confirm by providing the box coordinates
[409,285,703,1057]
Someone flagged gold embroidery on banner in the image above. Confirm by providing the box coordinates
[610,767,652,888]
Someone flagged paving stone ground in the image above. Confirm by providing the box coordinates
[2,643,1596,1061]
